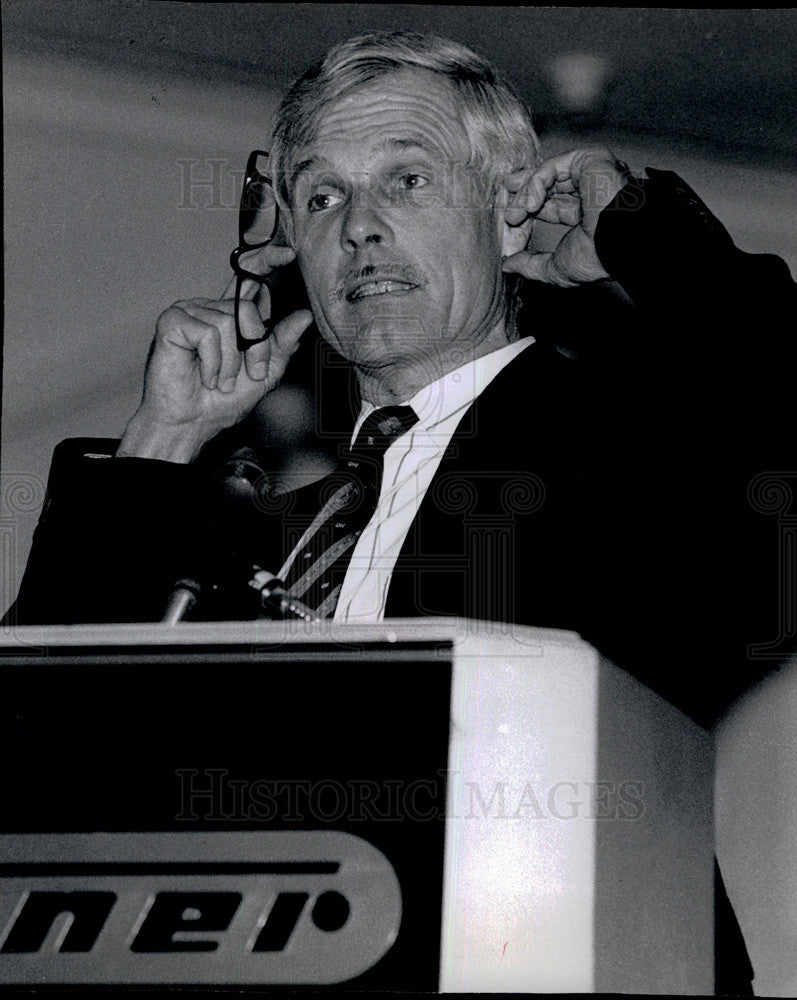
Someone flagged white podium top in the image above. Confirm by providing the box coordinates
[0,616,582,656]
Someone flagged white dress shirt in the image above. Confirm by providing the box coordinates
[334,337,535,622]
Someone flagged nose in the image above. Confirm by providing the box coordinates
[340,194,393,253]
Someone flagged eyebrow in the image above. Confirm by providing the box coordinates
[289,138,438,191]
[376,137,435,155]
[289,157,319,190]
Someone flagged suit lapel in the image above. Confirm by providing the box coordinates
[384,341,587,621]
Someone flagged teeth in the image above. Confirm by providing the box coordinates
[350,280,415,300]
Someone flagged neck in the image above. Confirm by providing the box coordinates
[355,317,516,406]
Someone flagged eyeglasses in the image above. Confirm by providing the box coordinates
[229,150,280,352]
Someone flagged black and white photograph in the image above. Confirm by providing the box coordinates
[1,4,795,994]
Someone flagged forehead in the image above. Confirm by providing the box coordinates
[292,68,471,172]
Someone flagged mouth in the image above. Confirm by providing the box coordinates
[346,279,419,302]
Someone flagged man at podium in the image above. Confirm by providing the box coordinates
[6,30,795,729]
[5,29,796,995]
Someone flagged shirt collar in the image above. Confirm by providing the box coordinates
[351,336,535,444]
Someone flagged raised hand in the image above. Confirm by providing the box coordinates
[117,245,313,463]
[502,148,629,287]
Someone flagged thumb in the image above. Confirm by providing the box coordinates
[502,251,578,288]
[222,273,262,301]
[269,308,314,368]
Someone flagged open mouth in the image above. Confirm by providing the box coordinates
[346,280,419,302]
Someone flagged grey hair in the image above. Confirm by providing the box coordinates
[269,30,541,206]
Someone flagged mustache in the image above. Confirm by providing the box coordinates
[335,263,423,301]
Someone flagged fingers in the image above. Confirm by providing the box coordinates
[240,297,272,380]
[241,307,313,382]
[157,306,223,390]
[504,169,543,226]
[193,324,223,390]
[535,195,581,228]
[171,301,242,392]
[243,337,270,381]
[502,250,577,288]
[171,298,265,392]
[503,148,625,288]
[263,309,314,383]
[161,297,312,391]
[506,159,578,227]
[271,308,313,356]
[155,236,309,403]
[222,274,259,301]
[505,148,622,226]
[505,156,570,224]
[521,160,563,216]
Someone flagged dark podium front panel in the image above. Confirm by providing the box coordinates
[0,639,453,990]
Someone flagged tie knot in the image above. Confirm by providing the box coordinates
[351,405,418,454]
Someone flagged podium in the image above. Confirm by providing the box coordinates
[0,619,713,993]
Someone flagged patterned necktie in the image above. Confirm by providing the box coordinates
[281,405,418,617]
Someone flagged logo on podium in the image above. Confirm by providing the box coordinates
[0,831,402,984]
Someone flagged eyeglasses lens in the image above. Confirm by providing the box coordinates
[240,155,278,248]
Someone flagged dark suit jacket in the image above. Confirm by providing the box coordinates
[7,170,795,726]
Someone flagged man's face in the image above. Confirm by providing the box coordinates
[285,69,508,378]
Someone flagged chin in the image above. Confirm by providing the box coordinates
[335,315,429,364]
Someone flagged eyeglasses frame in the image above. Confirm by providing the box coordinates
[229,149,281,352]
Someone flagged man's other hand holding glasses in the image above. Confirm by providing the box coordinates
[116,151,313,464]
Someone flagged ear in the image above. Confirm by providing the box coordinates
[278,205,296,249]
[496,171,534,259]
[502,215,534,258]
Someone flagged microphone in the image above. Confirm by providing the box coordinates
[248,567,320,622]
[161,577,202,626]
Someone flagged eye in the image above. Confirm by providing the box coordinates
[398,173,429,191]
[307,190,343,213]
